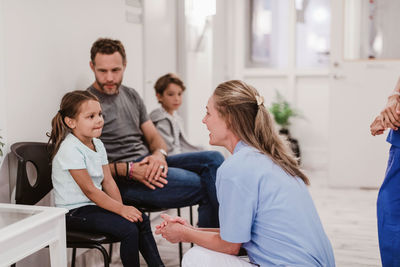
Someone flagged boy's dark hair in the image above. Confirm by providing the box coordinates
[90,38,126,64]
[154,73,186,95]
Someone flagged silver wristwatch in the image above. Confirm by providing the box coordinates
[158,148,168,158]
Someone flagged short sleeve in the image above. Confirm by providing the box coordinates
[56,144,86,170]
[135,92,150,125]
[218,177,256,243]
[154,119,174,153]
[94,138,109,165]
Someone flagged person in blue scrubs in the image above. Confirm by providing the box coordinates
[155,80,335,267]
[371,78,400,267]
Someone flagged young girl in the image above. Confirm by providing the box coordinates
[150,73,201,155]
[48,90,164,267]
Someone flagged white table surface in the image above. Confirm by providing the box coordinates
[0,203,68,267]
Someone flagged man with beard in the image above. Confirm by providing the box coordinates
[87,38,223,227]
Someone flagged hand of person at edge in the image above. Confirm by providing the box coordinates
[131,162,167,190]
[140,152,168,184]
[370,115,386,136]
[380,94,400,130]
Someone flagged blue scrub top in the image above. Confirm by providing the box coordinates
[387,129,400,147]
[216,141,335,267]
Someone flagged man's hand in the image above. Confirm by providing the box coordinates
[370,115,386,136]
[380,94,400,130]
[119,205,143,223]
[140,152,168,184]
[131,162,167,190]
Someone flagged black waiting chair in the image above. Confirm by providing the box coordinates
[11,142,119,267]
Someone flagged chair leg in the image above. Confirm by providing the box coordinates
[108,244,113,263]
[177,207,183,266]
[68,244,110,267]
[189,206,194,248]
[71,248,77,267]
[179,240,183,267]
[92,244,110,267]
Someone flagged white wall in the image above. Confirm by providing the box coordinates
[0,0,144,198]
[143,0,178,112]
[2,0,143,146]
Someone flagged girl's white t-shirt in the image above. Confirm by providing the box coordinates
[52,133,108,210]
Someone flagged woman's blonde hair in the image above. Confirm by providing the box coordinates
[47,90,99,159]
[213,80,309,185]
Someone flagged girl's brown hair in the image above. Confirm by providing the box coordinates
[213,80,309,185]
[48,90,99,159]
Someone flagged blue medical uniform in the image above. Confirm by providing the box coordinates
[216,141,335,267]
[377,129,400,266]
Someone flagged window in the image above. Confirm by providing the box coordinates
[248,0,331,69]
[248,0,289,68]
[296,0,330,68]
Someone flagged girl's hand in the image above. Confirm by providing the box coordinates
[120,205,143,223]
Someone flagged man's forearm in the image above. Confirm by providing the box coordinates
[149,134,167,154]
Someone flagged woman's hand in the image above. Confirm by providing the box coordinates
[156,220,187,243]
[155,213,193,243]
[162,213,195,229]
[119,205,143,223]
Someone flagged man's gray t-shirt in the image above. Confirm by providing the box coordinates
[88,85,150,162]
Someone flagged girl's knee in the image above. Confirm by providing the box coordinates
[141,212,150,223]
[137,213,153,232]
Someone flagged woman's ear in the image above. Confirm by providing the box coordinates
[64,116,76,129]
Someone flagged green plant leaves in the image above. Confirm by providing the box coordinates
[269,91,298,128]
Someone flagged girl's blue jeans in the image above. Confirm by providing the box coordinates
[66,205,164,267]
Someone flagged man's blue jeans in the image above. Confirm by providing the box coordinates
[116,151,224,227]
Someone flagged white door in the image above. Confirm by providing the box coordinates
[329,0,400,188]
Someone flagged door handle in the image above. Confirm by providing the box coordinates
[332,74,346,80]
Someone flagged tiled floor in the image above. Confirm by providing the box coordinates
[77,176,382,267]
[309,186,381,267]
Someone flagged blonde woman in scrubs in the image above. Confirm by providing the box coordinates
[156,80,335,267]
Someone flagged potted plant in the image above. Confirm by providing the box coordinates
[269,91,301,161]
